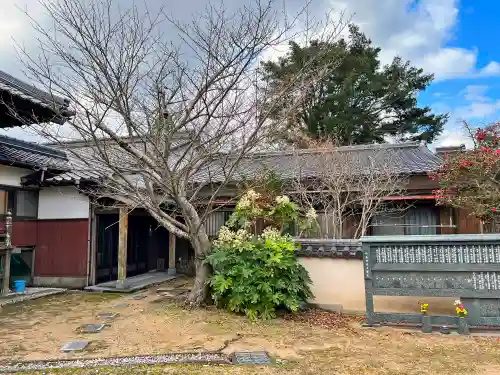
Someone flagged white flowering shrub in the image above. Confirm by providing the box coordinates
[205,190,314,320]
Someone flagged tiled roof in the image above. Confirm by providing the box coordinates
[41,141,442,186]
[44,137,192,184]
[0,70,73,124]
[197,142,443,183]
[45,148,107,184]
[0,134,69,170]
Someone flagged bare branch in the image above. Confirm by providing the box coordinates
[10,0,348,304]
[288,138,409,239]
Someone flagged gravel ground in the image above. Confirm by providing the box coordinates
[0,352,231,373]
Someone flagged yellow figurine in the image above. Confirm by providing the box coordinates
[419,301,429,315]
[454,299,468,317]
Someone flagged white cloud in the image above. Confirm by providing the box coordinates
[454,101,500,119]
[478,61,500,76]
[329,0,500,81]
[0,1,47,76]
[462,85,489,102]
[450,85,500,120]
[435,127,474,148]
[432,85,500,147]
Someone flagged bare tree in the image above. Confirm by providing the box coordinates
[12,0,347,304]
[289,139,408,239]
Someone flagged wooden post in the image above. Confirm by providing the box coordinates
[116,207,128,288]
[2,211,13,296]
[168,232,176,275]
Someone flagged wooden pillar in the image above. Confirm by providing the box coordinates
[168,231,176,275]
[1,251,11,295]
[117,207,128,287]
[2,211,12,296]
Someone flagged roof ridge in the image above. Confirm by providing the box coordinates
[0,70,68,107]
[241,141,423,158]
[0,134,67,160]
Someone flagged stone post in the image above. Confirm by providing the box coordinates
[421,315,432,333]
[457,317,470,335]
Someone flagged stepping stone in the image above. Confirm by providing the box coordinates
[440,326,451,334]
[159,289,189,297]
[130,294,147,300]
[232,351,271,365]
[79,324,106,333]
[61,340,89,352]
[113,303,129,308]
[157,287,174,293]
[97,312,119,320]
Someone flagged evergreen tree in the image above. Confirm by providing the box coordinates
[262,25,447,145]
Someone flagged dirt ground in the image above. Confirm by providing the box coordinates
[2,277,500,375]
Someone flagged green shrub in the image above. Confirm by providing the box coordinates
[205,190,314,320]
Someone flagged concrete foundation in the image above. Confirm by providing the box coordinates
[85,272,177,293]
[33,276,87,289]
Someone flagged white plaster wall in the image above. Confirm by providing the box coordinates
[0,165,31,187]
[299,258,456,314]
[38,186,90,220]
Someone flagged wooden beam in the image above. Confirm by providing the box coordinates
[168,232,176,275]
[117,207,128,286]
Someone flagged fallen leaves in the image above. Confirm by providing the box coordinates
[282,308,364,330]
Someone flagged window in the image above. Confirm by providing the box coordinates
[205,211,232,237]
[370,206,438,236]
[0,188,38,218]
[16,190,38,218]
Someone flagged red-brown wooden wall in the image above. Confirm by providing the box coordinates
[0,219,89,279]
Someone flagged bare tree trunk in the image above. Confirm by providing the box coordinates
[187,232,212,305]
[13,0,348,306]
[178,198,212,305]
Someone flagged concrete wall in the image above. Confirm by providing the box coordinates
[0,165,31,187]
[299,257,456,315]
[38,186,90,219]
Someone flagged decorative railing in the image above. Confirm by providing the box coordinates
[362,234,500,326]
[294,238,362,259]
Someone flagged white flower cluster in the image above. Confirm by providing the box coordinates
[246,189,260,200]
[275,195,290,205]
[236,189,261,210]
[214,225,251,249]
[260,227,282,241]
[217,226,234,243]
[305,207,317,220]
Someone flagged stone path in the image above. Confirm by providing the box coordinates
[0,278,272,372]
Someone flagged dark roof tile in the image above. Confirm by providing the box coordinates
[0,70,69,108]
[0,134,69,170]
[42,141,442,186]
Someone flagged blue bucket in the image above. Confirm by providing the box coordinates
[14,280,26,293]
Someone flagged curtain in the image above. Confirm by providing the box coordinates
[371,206,438,236]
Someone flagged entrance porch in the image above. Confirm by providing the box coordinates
[84,271,176,292]
[89,207,193,291]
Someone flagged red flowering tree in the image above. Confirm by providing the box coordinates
[430,122,500,226]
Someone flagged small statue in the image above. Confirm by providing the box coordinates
[454,299,468,317]
[419,300,429,315]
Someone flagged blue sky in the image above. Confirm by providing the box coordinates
[328,0,500,147]
[417,0,500,146]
